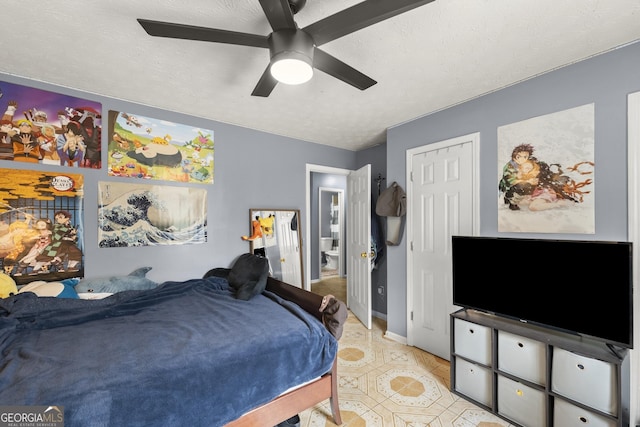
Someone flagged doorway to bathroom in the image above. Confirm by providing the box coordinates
[319,187,344,279]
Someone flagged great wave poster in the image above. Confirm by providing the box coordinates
[98,181,207,247]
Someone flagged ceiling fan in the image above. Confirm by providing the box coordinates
[138,0,435,97]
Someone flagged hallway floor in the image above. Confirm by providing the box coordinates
[298,312,515,427]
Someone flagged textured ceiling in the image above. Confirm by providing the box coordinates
[1,0,640,151]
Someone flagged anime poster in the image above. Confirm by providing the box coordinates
[498,103,595,233]
[0,81,102,168]
[98,181,207,247]
[107,110,214,184]
[0,168,84,284]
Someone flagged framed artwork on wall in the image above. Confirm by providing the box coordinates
[98,181,207,248]
[107,110,214,184]
[0,168,85,284]
[0,81,102,168]
[497,103,595,233]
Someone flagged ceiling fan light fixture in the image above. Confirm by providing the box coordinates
[268,29,315,85]
[270,54,313,85]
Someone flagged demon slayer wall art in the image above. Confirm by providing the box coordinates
[498,103,595,233]
[98,181,207,247]
[0,81,102,168]
[0,168,84,285]
[107,110,214,184]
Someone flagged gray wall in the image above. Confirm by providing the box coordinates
[385,41,640,338]
[0,74,357,284]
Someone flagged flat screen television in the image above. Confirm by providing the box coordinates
[451,236,633,349]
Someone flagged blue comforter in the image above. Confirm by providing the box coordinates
[0,277,338,426]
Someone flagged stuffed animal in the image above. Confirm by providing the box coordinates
[17,278,80,299]
[258,214,275,236]
[0,273,18,298]
[242,217,263,241]
[241,214,274,241]
[75,267,158,294]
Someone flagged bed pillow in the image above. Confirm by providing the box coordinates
[0,273,18,298]
[17,278,80,299]
[321,296,348,340]
[202,267,230,280]
[228,253,269,300]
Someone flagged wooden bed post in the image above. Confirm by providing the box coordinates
[329,359,342,425]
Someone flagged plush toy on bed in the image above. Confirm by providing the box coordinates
[0,273,18,298]
[17,278,80,299]
[75,267,158,294]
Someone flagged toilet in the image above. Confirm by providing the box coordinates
[321,237,339,271]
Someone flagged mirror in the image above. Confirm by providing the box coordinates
[245,209,304,288]
[319,187,344,279]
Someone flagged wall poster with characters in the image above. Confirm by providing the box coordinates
[497,103,595,233]
[98,181,207,248]
[0,168,84,285]
[107,110,214,184]
[0,81,102,168]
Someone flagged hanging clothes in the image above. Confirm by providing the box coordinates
[375,181,406,217]
[375,182,406,246]
[370,198,384,270]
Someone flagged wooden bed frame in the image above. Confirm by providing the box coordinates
[225,277,343,426]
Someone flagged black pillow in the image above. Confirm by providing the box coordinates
[228,253,270,300]
[203,267,230,279]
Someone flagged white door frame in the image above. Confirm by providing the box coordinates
[305,164,350,291]
[626,91,639,425]
[405,132,481,347]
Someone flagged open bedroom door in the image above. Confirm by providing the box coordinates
[347,164,372,329]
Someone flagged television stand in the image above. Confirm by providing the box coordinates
[450,309,629,427]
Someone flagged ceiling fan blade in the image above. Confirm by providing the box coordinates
[303,0,435,46]
[313,48,376,91]
[138,19,269,48]
[259,0,296,31]
[251,66,279,97]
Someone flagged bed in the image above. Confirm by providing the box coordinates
[0,255,346,427]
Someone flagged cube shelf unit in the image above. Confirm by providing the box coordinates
[450,309,630,427]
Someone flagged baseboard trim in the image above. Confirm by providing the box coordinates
[372,310,387,321]
[383,330,407,345]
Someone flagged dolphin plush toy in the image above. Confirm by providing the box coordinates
[75,267,158,294]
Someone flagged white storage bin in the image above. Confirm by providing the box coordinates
[498,330,546,386]
[454,357,492,407]
[551,348,617,415]
[497,375,545,427]
[454,318,491,365]
[553,398,617,427]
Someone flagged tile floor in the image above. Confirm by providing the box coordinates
[298,312,515,427]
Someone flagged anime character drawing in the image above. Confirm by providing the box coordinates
[499,143,593,211]
[0,84,102,168]
[0,214,40,272]
[38,123,60,165]
[11,119,41,163]
[12,218,53,276]
[68,107,101,168]
[57,121,86,167]
[35,210,82,273]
